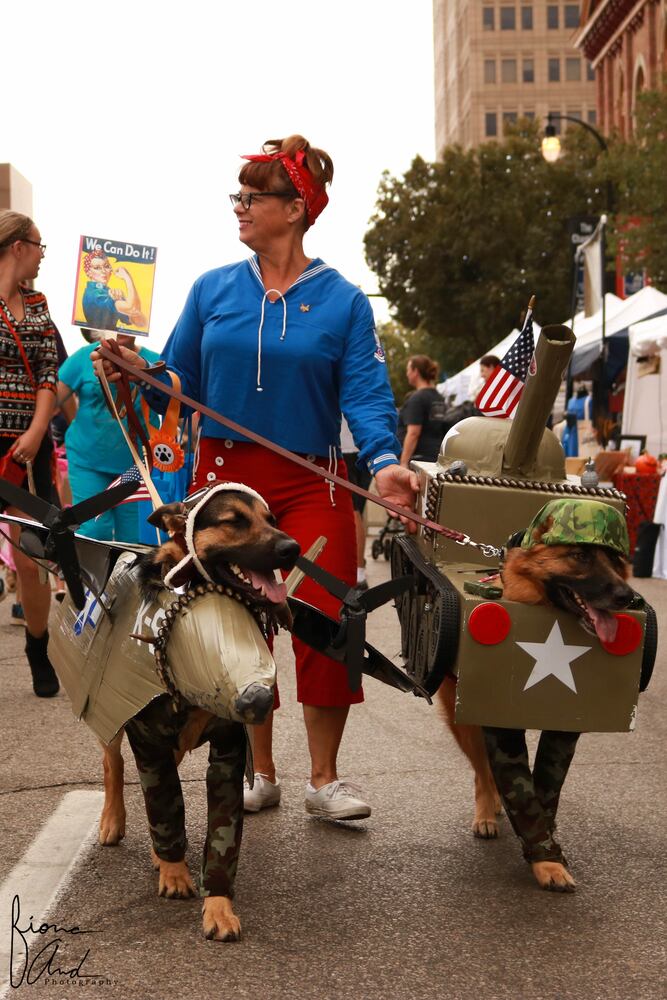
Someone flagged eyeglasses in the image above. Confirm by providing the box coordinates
[22,239,47,254]
[229,192,293,211]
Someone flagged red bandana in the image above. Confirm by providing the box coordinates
[241,149,329,226]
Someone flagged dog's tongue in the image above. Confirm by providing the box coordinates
[250,570,287,604]
[585,603,618,644]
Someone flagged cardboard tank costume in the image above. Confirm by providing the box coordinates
[391,323,657,733]
[49,551,278,745]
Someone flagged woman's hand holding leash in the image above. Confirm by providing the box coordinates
[91,342,147,384]
[375,464,420,534]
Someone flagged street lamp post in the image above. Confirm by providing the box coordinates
[541,113,613,211]
[541,112,614,431]
[541,112,609,159]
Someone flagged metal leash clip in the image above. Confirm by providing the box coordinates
[455,533,502,560]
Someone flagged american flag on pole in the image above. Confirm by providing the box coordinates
[97,466,151,516]
[475,307,535,418]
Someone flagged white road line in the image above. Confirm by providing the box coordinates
[0,789,103,997]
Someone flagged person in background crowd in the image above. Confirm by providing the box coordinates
[58,330,160,541]
[0,210,59,697]
[479,354,500,384]
[399,355,448,465]
[95,133,418,822]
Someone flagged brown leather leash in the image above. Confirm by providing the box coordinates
[99,338,153,463]
[96,344,500,555]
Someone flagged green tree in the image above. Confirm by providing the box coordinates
[364,120,608,370]
[376,320,443,403]
[607,82,667,288]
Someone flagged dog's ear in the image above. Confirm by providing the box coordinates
[530,514,554,545]
[506,529,525,550]
[147,501,188,535]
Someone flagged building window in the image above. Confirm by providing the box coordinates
[547,5,559,29]
[500,7,516,30]
[587,61,595,81]
[501,58,518,83]
[502,112,518,132]
[484,59,497,83]
[485,112,498,136]
[588,109,597,125]
[566,57,581,81]
[483,7,495,30]
[521,5,533,29]
[548,57,561,82]
[548,111,562,134]
[567,109,582,121]
[564,4,580,28]
[523,110,535,120]
[522,58,534,82]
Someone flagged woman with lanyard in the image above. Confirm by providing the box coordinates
[96,134,418,821]
[0,211,59,697]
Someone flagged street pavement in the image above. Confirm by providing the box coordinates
[0,542,665,1000]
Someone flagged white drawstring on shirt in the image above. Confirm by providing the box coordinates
[326,445,338,507]
[256,289,287,392]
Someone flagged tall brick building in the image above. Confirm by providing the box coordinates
[575,0,667,135]
[434,0,598,152]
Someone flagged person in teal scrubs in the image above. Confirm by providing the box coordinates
[58,331,160,540]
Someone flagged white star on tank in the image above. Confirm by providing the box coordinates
[517,622,591,693]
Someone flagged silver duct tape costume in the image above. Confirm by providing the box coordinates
[49,550,276,746]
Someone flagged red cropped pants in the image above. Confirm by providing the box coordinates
[191,438,361,707]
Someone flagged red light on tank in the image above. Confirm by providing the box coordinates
[600,613,643,656]
[468,603,511,645]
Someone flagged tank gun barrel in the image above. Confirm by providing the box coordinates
[503,324,575,476]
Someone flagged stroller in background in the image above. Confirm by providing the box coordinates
[371,514,404,561]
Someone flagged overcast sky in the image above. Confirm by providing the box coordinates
[2,0,435,355]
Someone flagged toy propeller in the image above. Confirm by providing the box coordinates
[288,555,424,697]
[0,477,142,609]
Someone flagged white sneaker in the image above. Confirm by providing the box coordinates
[304,780,371,820]
[243,773,281,813]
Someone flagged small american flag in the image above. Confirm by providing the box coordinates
[104,466,151,506]
[475,311,535,418]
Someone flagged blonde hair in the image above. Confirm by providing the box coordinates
[0,210,34,252]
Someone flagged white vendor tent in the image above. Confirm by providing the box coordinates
[569,286,667,378]
[439,287,667,406]
[622,313,667,458]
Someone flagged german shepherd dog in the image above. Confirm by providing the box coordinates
[98,484,299,940]
[436,512,634,892]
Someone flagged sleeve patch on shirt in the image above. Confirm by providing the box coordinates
[373,329,386,363]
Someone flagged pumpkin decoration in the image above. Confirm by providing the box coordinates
[634,451,658,475]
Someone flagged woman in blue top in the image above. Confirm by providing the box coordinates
[59,331,160,540]
[96,134,418,821]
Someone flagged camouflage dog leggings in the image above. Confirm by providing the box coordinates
[125,695,246,898]
[482,727,580,864]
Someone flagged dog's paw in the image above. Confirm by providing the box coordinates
[202,897,241,942]
[472,815,499,839]
[157,860,197,899]
[98,808,126,846]
[531,861,576,893]
[150,847,161,871]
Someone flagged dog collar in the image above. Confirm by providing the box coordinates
[162,481,269,590]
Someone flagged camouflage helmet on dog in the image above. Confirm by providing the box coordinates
[520,498,630,557]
